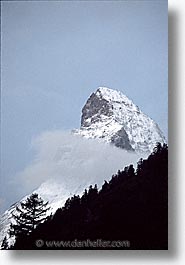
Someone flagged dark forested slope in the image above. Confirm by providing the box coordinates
[13,143,168,250]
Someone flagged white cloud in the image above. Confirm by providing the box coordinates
[17,130,143,195]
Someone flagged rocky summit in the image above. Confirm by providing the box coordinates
[75,87,166,153]
[0,86,166,248]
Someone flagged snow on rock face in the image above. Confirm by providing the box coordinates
[0,86,166,248]
[75,87,166,153]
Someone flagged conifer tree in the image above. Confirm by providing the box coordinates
[9,193,50,239]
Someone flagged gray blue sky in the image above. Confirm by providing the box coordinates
[1,0,167,211]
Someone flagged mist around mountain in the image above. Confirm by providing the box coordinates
[0,87,167,249]
[11,143,168,250]
[0,131,141,247]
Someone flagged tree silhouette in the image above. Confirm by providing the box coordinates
[11,143,168,250]
[9,193,50,240]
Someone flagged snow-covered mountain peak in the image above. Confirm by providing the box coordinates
[96,86,133,106]
[76,87,166,153]
[0,86,166,248]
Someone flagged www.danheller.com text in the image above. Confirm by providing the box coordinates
[35,239,130,249]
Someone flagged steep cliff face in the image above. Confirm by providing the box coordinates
[0,86,166,248]
[75,87,165,153]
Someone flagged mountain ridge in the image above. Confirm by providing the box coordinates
[75,87,166,153]
[0,86,166,248]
